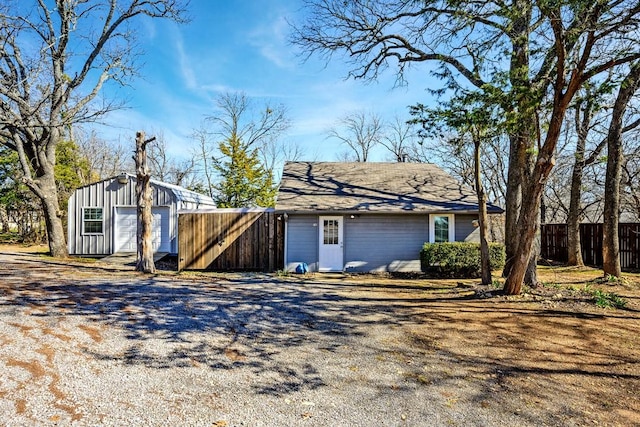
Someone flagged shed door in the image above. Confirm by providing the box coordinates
[114,207,170,253]
[318,216,343,272]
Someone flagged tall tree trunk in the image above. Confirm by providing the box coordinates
[504,89,569,293]
[504,171,547,295]
[567,163,585,266]
[14,129,69,258]
[503,1,534,279]
[567,98,595,266]
[473,132,492,285]
[502,134,524,277]
[135,131,156,274]
[603,62,640,277]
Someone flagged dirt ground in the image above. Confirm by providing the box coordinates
[1,244,639,426]
[315,265,640,426]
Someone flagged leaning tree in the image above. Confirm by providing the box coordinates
[0,0,188,257]
[291,0,640,294]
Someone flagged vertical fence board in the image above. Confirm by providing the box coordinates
[541,223,639,270]
[178,211,284,271]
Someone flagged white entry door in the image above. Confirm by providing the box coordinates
[318,216,343,272]
[114,207,170,253]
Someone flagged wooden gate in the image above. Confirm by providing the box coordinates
[178,210,284,271]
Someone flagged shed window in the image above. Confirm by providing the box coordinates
[429,214,455,243]
[83,208,103,234]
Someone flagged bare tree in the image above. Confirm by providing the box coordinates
[380,115,418,162]
[554,82,640,266]
[207,92,289,151]
[327,111,384,162]
[77,129,132,180]
[409,104,509,212]
[192,125,215,199]
[260,138,303,182]
[146,131,202,189]
[0,0,188,257]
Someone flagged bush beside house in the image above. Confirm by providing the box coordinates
[421,242,506,278]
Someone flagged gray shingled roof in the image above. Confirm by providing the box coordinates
[275,162,503,214]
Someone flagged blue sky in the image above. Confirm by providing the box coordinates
[95,1,436,162]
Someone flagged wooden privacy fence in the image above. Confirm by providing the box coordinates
[541,223,640,270]
[178,210,284,271]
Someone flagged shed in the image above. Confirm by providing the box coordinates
[67,173,216,256]
[275,161,503,273]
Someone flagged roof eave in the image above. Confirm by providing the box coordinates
[274,207,504,215]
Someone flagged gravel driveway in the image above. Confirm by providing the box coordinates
[0,251,629,426]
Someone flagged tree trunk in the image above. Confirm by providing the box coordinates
[14,129,69,258]
[135,131,156,274]
[473,134,492,285]
[525,230,539,287]
[503,176,545,295]
[567,98,595,267]
[567,162,585,266]
[503,128,539,279]
[502,134,523,277]
[504,103,566,294]
[602,62,640,277]
[41,188,68,258]
[502,1,533,279]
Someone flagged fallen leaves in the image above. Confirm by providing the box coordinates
[224,348,246,362]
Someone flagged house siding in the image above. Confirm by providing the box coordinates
[283,212,482,273]
[455,214,480,242]
[344,214,428,272]
[285,215,319,272]
[68,176,181,256]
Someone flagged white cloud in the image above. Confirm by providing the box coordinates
[248,14,295,69]
[172,27,198,91]
[200,83,240,95]
[140,17,157,41]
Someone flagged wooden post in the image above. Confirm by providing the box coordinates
[135,131,156,273]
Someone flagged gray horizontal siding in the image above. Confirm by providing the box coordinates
[455,214,480,242]
[285,215,319,272]
[283,212,481,274]
[344,214,428,272]
[68,177,178,256]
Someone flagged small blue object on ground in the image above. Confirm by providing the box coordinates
[295,263,309,274]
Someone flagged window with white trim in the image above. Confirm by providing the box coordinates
[429,214,455,243]
[83,207,103,234]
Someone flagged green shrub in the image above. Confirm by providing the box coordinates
[420,242,506,278]
[589,288,627,309]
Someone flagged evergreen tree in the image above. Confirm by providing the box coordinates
[212,135,276,208]
[55,139,93,220]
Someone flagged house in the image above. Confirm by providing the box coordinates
[275,161,503,273]
[68,173,216,256]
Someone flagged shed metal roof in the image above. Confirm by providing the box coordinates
[79,173,216,207]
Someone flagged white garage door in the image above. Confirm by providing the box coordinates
[114,207,171,253]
